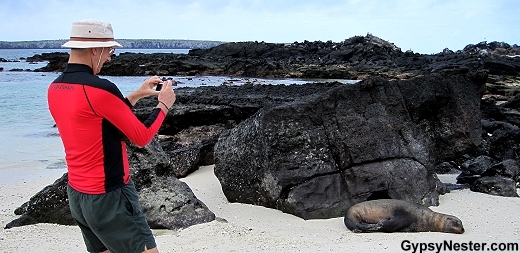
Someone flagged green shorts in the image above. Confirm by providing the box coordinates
[67,181,156,253]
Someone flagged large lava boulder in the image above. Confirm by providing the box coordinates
[214,69,487,219]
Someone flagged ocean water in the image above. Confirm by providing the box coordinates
[0,48,354,183]
[1,49,68,182]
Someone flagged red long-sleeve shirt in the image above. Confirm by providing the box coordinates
[48,64,165,194]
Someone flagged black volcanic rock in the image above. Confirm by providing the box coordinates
[456,155,497,184]
[30,52,69,72]
[214,70,487,219]
[470,176,518,197]
[5,173,73,228]
[133,82,343,136]
[5,137,215,230]
[34,35,520,80]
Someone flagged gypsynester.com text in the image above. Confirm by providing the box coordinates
[401,240,519,253]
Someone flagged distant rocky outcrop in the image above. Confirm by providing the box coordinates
[0,39,223,49]
[31,35,520,83]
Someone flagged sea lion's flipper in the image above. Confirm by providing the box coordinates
[378,208,415,232]
[344,216,383,232]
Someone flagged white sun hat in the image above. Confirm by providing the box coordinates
[62,19,123,48]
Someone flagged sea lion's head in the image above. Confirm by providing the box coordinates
[442,215,464,234]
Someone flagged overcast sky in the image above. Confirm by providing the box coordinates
[0,0,518,54]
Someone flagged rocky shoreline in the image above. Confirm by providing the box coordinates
[22,34,520,106]
[5,34,520,230]
[25,34,520,80]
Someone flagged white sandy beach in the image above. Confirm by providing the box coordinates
[1,165,519,253]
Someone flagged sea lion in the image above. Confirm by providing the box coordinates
[344,199,464,234]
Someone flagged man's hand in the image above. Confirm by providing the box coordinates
[126,76,163,106]
[157,80,176,113]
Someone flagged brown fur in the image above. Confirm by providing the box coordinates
[344,199,464,234]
